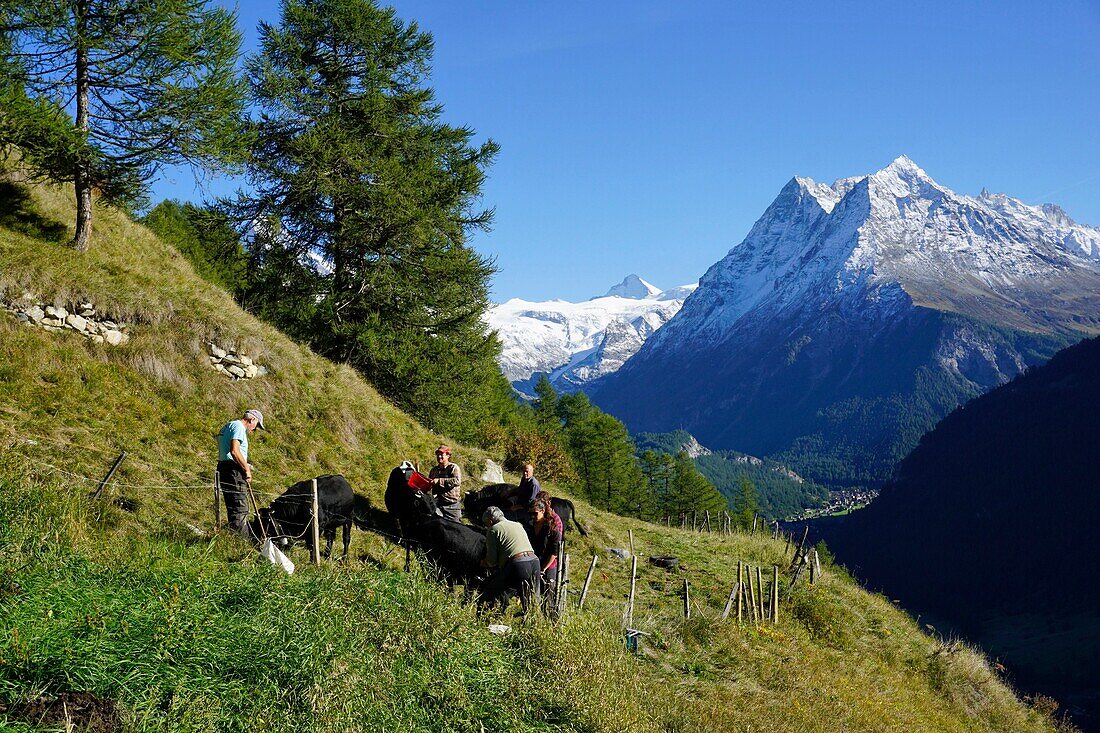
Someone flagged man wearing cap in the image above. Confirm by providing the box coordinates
[428,445,463,523]
[216,409,265,537]
[479,506,540,613]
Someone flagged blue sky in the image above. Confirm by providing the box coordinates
[152,0,1100,302]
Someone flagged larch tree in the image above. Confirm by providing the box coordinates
[230,0,506,439]
[0,0,246,251]
[732,474,760,527]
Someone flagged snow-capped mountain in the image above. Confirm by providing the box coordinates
[485,276,697,396]
[591,156,1100,485]
[601,274,662,299]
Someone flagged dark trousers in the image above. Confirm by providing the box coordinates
[217,460,250,536]
[479,556,540,613]
[438,499,462,523]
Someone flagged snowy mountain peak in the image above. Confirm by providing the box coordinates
[601,274,662,299]
[649,157,1100,355]
[591,159,1100,487]
[882,154,928,179]
[486,278,697,396]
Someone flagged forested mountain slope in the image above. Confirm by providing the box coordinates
[821,334,1100,730]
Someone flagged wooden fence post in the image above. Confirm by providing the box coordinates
[91,451,127,500]
[771,565,780,624]
[790,525,809,570]
[736,561,744,623]
[746,566,759,624]
[683,577,691,619]
[692,511,698,532]
[810,549,819,584]
[558,554,571,618]
[788,556,807,597]
[578,554,598,610]
[784,532,791,555]
[757,566,766,620]
[814,548,822,578]
[625,556,637,628]
[311,478,321,566]
[681,513,686,530]
[704,510,710,533]
[722,580,740,620]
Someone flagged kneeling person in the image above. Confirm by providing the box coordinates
[479,506,540,613]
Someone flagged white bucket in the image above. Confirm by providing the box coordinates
[261,538,295,575]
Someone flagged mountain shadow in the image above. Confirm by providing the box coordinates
[819,334,1100,730]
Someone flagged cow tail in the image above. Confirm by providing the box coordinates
[571,504,588,537]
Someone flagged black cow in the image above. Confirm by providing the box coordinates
[251,474,369,561]
[464,483,587,536]
[385,463,440,537]
[383,463,488,592]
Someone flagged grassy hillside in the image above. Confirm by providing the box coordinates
[0,177,1072,732]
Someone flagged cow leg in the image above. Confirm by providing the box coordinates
[340,521,351,561]
[322,526,336,559]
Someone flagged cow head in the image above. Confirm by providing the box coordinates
[251,507,289,549]
[384,463,443,538]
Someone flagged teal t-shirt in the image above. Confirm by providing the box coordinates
[218,420,248,462]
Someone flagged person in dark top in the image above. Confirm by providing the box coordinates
[507,462,541,511]
[529,499,562,597]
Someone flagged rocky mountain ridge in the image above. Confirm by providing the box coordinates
[592,156,1100,485]
[485,275,696,396]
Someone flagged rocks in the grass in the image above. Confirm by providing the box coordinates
[1,295,130,345]
[207,342,267,381]
[480,459,505,484]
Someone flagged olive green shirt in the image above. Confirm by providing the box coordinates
[484,519,534,568]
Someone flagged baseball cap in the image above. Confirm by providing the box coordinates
[245,409,266,430]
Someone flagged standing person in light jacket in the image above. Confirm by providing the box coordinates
[216,409,265,537]
[428,445,463,522]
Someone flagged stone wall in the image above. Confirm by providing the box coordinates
[2,297,131,346]
[208,343,267,380]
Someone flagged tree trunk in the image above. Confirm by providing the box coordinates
[71,0,92,252]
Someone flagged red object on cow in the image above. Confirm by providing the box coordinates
[407,471,432,492]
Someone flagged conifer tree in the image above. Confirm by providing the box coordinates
[732,474,760,527]
[668,451,726,516]
[557,392,645,515]
[0,0,246,250]
[230,0,506,439]
[533,374,560,429]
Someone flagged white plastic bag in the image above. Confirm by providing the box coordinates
[260,538,295,575]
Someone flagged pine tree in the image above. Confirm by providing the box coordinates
[0,0,246,250]
[533,374,560,429]
[556,392,646,516]
[732,475,760,528]
[668,451,726,516]
[229,0,504,440]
